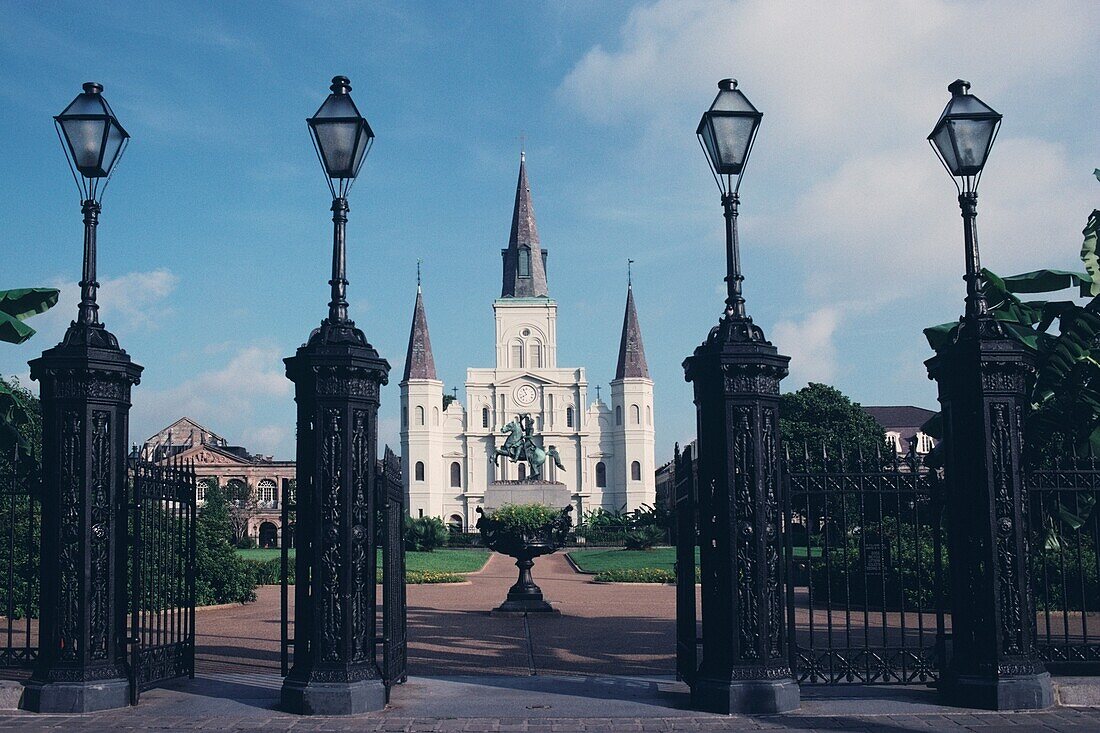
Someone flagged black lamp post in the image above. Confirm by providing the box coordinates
[24,82,142,713]
[696,78,761,324]
[682,79,797,714]
[928,79,1001,324]
[281,76,390,715]
[924,80,1052,710]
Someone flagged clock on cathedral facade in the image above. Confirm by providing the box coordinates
[399,154,656,530]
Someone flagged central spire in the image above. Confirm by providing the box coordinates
[501,153,549,298]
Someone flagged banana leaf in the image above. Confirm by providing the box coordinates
[1000,269,1089,295]
[0,288,60,321]
[0,287,60,345]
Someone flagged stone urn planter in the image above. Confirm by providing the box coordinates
[475,504,573,613]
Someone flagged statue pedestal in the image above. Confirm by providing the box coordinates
[483,479,571,509]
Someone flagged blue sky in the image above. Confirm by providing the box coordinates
[2,1,1098,461]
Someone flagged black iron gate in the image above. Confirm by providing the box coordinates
[673,443,698,684]
[379,447,407,693]
[280,447,407,691]
[783,445,947,685]
[1028,455,1100,673]
[129,458,196,703]
[280,477,295,676]
[0,447,40,668]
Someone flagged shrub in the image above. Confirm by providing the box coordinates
[405,516,448,552]
[623,526,666,550]
[595,568,675,583]
[235,536,256,550]
[488,503,560,534]
[446,531,483,548]
[406,570,465,584]
[246,557,292,586]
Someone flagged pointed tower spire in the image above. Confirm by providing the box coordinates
[615,280,650,379]
[501,153,549,298]
[402,276,437,381]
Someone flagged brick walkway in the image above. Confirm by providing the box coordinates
[197,552,681,677]
[2,552,1100,730]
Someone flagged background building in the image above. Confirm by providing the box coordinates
[141,417,295,548]
[400,155,656,529]
[861,405,937,455]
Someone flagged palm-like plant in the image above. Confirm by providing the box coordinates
[1,287,59,461]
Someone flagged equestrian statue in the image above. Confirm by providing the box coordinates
[493,412,566,481]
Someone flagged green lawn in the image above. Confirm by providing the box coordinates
[568,546,821,574]
[235,548,490,574]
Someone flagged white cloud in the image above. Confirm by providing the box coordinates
[131,344,292,447]
[559,0,1096,163]
[31,268,179,342]
[773,307,840,387]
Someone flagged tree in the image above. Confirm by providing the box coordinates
[224,479,258,548]
[195,486,257,605]
[779,383,888,457]
[1,287,58,463]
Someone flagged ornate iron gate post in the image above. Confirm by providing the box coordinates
[683,318,797,713]
[280,319,390,715]
[927,321,1052,709]
[674,443,698,684]
[24,324,141,712]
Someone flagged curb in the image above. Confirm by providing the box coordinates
[562,552,596,576]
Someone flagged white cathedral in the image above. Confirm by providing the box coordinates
[400,155,656,530]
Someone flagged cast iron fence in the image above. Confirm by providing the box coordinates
[1027,455,1100,673]
[128,458,196,703]
[783,445,947,685]
[0,448,39,669]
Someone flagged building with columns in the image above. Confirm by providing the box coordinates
[400,155,656,529]
[141,417,295,548]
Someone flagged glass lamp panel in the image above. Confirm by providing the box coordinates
[60,93,107,117]
[709,114,757,174]
[711,88,758,114]
[931,124,960,175]
[947,118,996,175]
[313,120,361,178]
[313,94,359,119]
[100,119,127,177]
[59,117,109,176]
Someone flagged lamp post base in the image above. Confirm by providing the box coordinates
[942,672,1053,711]
[691,675,800,715]
[21,676,130,713]
[280,677,386,716]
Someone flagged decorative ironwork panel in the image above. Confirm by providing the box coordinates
[0,447,41,668]
[129,459,196,703]
[674,443,699,684]
[783,445,947,685]
[380,446,407,692]
[1028,455,1100,674]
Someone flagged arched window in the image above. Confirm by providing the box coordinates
[433,406,439,425]
[518,248,531,277]
[646,405,652,425]
[416,405,425,426]
[414,461,425,481]
[595,462,607,488]
[258,479,277,507]
[226,479,248,507]
[631,404,640,425]
[198,477,216,502]
[529,342,542,368]
[450,462,461,488]
[566,406,574,428]
[511,340,523,368]
[448,514,464,532]
[482,406,490,428]
[518,464,527,480]
[615,406,622,426]
[631,461,642,481]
